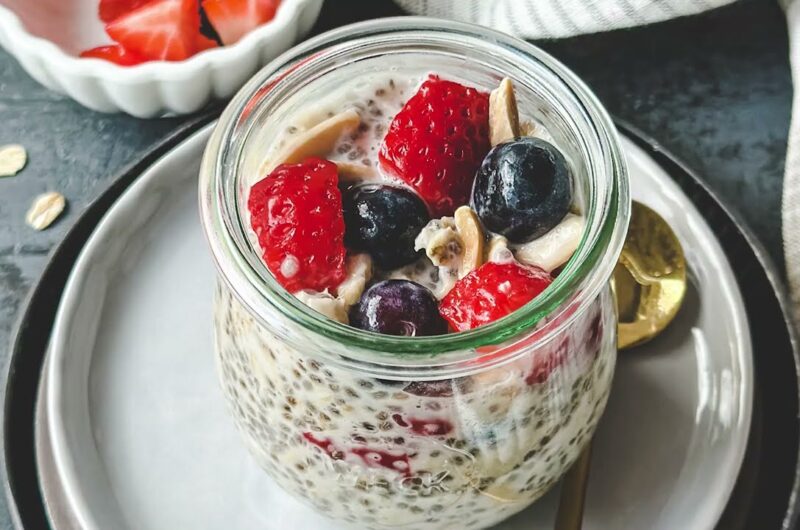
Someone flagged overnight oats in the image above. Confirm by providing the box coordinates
[200,19,629,530]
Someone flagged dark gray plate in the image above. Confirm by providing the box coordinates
[2,116,798,529]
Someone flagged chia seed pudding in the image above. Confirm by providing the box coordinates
[200,20,629,530]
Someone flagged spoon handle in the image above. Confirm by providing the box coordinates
[554,441,593,530]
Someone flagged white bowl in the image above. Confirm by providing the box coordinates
[0,0,324,117]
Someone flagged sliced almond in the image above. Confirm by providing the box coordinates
[266,109,361,172]
[454,206,484,277]
[26,191,65,230]
[0,144,27,177]
[489,78,520,146]
[513,214,585,272]
[336,161,379,183]
[337,253,373,307]
[295,290,349,324]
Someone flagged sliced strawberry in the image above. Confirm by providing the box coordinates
[99,0,150,23]
[106,0,201,61]
[79,44,148,66]
[248,158,346,293]
[439,261,553,332]
[202,0,280,45]
[379,75,490,216]
[193,33,220,53]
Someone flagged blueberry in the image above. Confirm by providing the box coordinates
[471,137,572,243]
[349,280,447,336]
[343,184,430,269]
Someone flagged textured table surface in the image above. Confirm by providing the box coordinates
[0,0,792,527]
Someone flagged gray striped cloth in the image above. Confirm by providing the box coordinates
[394,0,736,39]
[400,0,800,318]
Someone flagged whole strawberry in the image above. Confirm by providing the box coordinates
[379,76,490,216]
[248,158,346,293]
[439,261,553,331]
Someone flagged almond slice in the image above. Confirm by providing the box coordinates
[489,78,520,146]
[267,109,361,172]
[336,161,379,183]
[454,206,484,278]
[513,214,585,272]
[337,253,373,307]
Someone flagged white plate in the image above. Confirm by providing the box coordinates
[41,126,752,530]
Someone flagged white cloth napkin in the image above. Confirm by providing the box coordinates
[400,0,800,315]
[782,0,800,316]
[395,0,735,39]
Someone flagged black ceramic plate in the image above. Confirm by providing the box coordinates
[3,117,799,530]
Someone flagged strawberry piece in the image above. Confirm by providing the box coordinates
[202,0,280,45]
[439,261,553,332]
[105,0,201,61]
[193,33,220,53]
[79,44,148,66]
[302,432,411,476]
[99,0,150,23]
[248,158,346,293]
[379,75,490,216]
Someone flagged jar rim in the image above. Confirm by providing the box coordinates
[200,17,630,366]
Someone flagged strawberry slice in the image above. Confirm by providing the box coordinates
[379,75,490,216]
[439,261,553,332]
[99,0,150,23]
[106,0,201,61]
[202,0,280,45]
[80,44,148,66]
[193,33,220,53]
[248,158,346,293]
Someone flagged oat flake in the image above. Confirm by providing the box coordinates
[26,192,66,230]
[0,144,27,177]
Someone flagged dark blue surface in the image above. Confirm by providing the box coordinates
[0,0,791,527]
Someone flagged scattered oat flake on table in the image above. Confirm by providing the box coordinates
[0,144,27,177]
[26,192,66,230]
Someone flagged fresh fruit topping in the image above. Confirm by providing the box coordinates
[379,75,490,216]
[349,280,447,336]
[439,261,553,331]
[105,0,202,61]
[471,137,572,243]
[79,44,148,66]
[202,0,280,45]
[248,158,346,293]
[343,184,430,269]
[489,78,520,146]
[99,0,150,23]
[392,414,454,436]
[513,213,585,272]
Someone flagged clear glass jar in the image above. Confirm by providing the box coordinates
[199,18,629,530]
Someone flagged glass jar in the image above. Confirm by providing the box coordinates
[200,18,629,530]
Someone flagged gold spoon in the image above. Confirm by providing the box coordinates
[555,200,687,530]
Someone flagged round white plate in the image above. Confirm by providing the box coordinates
[40,126,752,530]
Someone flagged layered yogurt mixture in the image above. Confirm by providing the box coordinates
[214,70,616,529]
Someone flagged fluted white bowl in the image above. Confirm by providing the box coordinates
[0,0,324,117]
